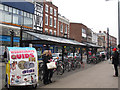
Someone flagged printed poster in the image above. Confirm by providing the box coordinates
[7,47,38,86]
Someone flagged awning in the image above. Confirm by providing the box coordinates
[86,43,102,48]
[22,31,86,47]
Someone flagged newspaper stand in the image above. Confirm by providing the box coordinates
[5,47,38,89]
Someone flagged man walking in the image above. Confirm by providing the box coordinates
[112,48,119,77]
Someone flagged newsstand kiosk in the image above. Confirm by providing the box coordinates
[5,47,38,89]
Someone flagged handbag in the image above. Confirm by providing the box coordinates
[47,62,57,69]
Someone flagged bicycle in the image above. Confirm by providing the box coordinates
[75,59,81,69]
[63,59,71,72]
[38,61,44,81]
[53,59,64,75]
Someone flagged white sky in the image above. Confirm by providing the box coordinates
[51,0,118,42]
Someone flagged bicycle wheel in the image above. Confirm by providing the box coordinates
[87,60,91,64]
[76,62,81,68]
[39,68,44,81]
[72,62,76,70]
[57,65,64,75]
[39,63,44,81]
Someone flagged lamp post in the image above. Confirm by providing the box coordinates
[10,30,14,47]
[107,28,109,59]
[20,26,23,47]
[106,0,120,46]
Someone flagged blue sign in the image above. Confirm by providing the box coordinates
[0,35,20,42]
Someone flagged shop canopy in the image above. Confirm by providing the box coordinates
[21,31,102,48]
[21,31,86,47]
[86,43,103,48]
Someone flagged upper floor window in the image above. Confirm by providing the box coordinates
[24,12,27,17]
[0,4,3,10]
[45,28,48,33]
[54,18,56,28]
[65,25,67,34]
[45,14,48,25]
[54,9,56,16]
[60,23,63,33]
[54,30,56,36]
[21,11,23,16]
[30,14,33,18]
[4,5,8,11]
[50,7,53,15]
[13,8,17,14]
[50,16,53,27]
[9,7,12,13]
[50,29,52,35]
[26,12,29,17]
[82,28,86,34]
[45,4,48,13]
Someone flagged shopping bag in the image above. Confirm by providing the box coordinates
[47,62,57,69]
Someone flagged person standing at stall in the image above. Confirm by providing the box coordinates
[112,48,119,77]
[4,49,7,63]
[42,50,49,84]
[48,50,53,83]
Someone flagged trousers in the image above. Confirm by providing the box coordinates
[114,64,118,76]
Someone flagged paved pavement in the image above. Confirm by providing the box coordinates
[0,60,119,89]
[39,61,118,88]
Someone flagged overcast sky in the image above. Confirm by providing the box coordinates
[51,0,118,41]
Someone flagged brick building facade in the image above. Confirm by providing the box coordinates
[70,23,88,43]
[43,2,58,36]
[97,31,117,49]
[58,14,70,38]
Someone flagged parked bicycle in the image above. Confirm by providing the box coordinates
[75,59,81,69]
[63,58,71,72]
[38,61,44,81]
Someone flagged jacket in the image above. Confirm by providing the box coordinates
[42,55,49,70]
[112,51,119,65]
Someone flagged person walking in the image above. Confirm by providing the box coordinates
[112,48,119,77]
[42,50,49,84]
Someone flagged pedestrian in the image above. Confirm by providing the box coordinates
[112,48,119,77]
[42,50,49,84]
[3,48,7,63]
[48,50,54,83]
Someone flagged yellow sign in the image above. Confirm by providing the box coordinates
[64,46,66,48]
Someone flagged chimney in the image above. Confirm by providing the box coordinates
[99,31,101,33]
